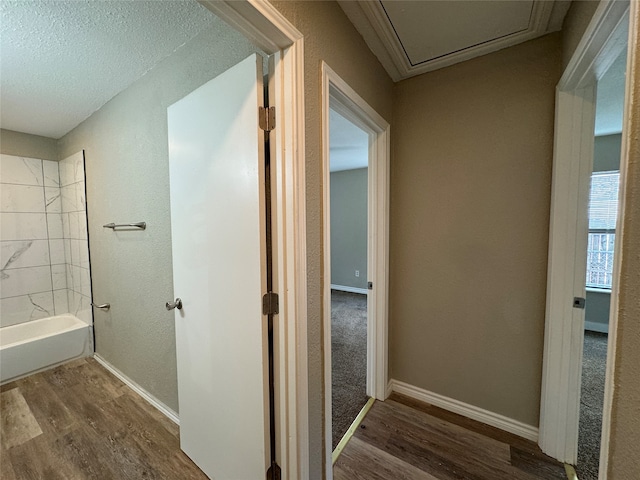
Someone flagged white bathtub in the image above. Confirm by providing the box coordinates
[0,314,92,384]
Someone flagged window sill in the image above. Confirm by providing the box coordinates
[586,287,612,294]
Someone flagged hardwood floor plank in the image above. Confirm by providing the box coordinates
[19,376,78,439]
[342,398,565,480]
[103,393,207,477]
[354,408,491,480]
[511,446,567,479]
[58,424,142,479]
[7,434,84,480]
[1,446,18,480]
[0,388,43,449]
[369,399,512,463]
[334,436,439,480]
[121,389,180,438]
[390,392,545,455]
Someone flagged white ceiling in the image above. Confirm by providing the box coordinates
[330,109,369,172]
[0,0,215,139]
[595,48,627,136]
[338,0,571,81]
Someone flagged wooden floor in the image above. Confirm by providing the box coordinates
[0,357,208,479]
[334,393,567,480]
[2,358,567,480]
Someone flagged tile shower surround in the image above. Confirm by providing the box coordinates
[0,153,92,327]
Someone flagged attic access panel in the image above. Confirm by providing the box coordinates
[380,0,534,65]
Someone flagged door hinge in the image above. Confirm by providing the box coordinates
[573,297,586,309]
[262,292,279,316]
[368,281,373,290]
[259,106,276,132]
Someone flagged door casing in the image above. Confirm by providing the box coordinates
[539,1,632,476]
[198,2,308,478]
[321,61,391,478]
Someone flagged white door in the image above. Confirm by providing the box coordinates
[167,54,269,479]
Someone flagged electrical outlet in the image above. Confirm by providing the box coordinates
[355,270,360,277]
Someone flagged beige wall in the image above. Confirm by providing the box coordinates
[268,1,394,476]
[57,19,258,411]
[330,168,368,290]
[390,33,562,427]
[607,2,640,476]
[562,0,601,69]
[0,129,58,161]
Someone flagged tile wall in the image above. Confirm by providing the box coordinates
[0,153,92,327]
[60,152,92,324]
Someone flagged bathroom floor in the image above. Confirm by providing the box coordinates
[0,357,207,479]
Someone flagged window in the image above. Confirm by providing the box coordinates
[586,171,620,289]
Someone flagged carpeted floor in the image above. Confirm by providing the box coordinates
[576,331,608,480]
[331,290,369,450]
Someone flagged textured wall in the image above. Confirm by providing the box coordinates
[607,2,640,476]
[562,0,601,70]
[390,33,562,427]
[330,168,368,290]
[0,129,58,161]
[267,2,394,476]
[57,19,259,412]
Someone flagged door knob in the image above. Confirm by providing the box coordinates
[166,298,183,311]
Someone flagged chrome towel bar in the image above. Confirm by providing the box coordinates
[103,222,146,230]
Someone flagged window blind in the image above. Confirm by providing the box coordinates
[588,171,620,230]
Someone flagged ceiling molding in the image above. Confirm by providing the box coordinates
[339,1,561,81]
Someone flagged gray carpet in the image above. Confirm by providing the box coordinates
[331,290,369,450]
[576,331,608,480]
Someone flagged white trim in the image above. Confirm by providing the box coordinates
[585,321,609,334]
[175,3,309,478]
[586,287,612,294]
[321,62,390,480]
[600,2,637,477]
[539,0,631,468]
[330,284,368,295]
[337,0,555,81]
[93,354,179,425]
[390,379,539,442]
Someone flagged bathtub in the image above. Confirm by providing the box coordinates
[0,314,93,384]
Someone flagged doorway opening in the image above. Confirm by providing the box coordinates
[576,45,626,480]
[328,107,371,452]
[538,2,631,478]
[321,62,390,477]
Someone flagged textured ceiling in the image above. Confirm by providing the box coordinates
[596,48,627,136]
[330,108,368,172]
[0,0,215,139]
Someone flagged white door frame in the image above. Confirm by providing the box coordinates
[321,62,390,477]
[197,2,308,478]
[538,0,631,474]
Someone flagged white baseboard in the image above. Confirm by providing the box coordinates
[385,381,394,399]
[585,321,609,334]
[331,284,368,295]
[93,354,179,425]
[389,379,539,442]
